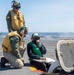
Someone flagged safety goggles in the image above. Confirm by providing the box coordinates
[14,6,20,9]
[33,36,40,41]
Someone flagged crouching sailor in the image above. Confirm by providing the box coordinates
[1,26,28,68]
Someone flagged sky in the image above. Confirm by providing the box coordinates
[0,0,74,32]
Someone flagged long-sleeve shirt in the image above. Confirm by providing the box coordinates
[6,11,12,32]
[9,36,22,58]
[27,41,47,60]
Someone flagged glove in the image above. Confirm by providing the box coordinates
[19,44,26,50]
[20,58,24,63]
[40,57,46,60]
[36,40,42,48]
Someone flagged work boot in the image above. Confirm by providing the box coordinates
[1,57,9,68]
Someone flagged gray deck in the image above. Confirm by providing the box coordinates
[1,38,74,75]
[0,37,57,75]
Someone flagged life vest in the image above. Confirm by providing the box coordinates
[10,10,24,31]
[29,42,43,61]
[2,31,22,52]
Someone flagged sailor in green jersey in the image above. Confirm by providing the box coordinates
[27,33,50,72]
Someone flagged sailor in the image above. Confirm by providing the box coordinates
[27,33,50,72]
[6,0,25,32]
[1,26,28,68]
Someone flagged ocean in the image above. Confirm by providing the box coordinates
[0,32,74,38]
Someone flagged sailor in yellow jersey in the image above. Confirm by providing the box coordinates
[1,26,28,68]
[6,0,25,32]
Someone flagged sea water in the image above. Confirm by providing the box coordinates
[0,32,74,39]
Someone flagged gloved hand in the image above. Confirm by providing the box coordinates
[40,57,46,60]
[20,57,24,63]
[19,44,26,50]
[36,40,42,48]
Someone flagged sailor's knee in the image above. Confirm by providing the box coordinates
[15,59,24,69]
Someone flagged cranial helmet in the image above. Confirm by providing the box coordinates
[31,33,40,40]
[19,26,28,34]
[12,0,21,9]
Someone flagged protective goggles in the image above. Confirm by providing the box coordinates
[14,6,20,9]
[32,36,40,40]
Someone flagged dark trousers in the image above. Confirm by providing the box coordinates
[30,60,50,72]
